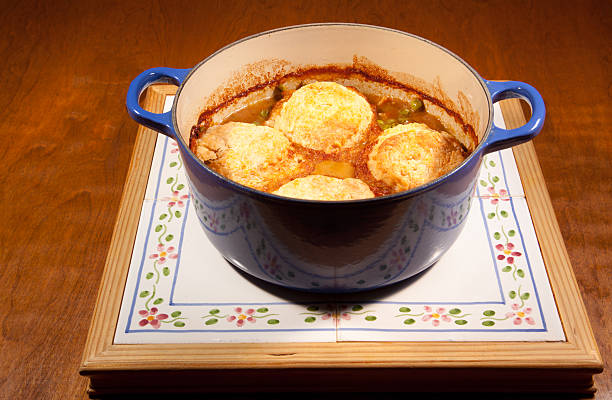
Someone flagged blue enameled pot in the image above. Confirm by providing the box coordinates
[126,24,544,293]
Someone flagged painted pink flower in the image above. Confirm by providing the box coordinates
[263,253,280,275]
[320,312,333,320]
[163,190,189,208]
[495,242,522,264]
[390,249,407,270]
[422,306,451,327]
[482,186,510,205]
[138,307,168,329]
[239,201,250,220]
[338,305,351,320]
[446,209,458,226]
[505,303,535,325]
[318,304,336,321]
[206,212,219,230]
[170,141,179,154]
[149,243,178,264]
[226,307,256,327]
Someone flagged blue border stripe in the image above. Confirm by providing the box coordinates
[338,327,547,333]
[500,154,547,330]
[127,328,337,333]
[477,195,506,303]
[168,197,191,305]
[125,137,168,333]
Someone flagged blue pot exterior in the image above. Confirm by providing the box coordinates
[126,24,545,293]
[180,142,483,292]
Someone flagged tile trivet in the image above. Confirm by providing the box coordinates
[81,85,602,396]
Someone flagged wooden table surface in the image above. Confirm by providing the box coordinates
[1,1,609,398]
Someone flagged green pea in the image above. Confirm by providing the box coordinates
[399,108,411,117]
[410,98,424,112]
[260,108,270,119]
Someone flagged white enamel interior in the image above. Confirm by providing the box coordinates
[175,24,491,147]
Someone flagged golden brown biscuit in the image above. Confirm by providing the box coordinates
[368,123,467,192]
[274,82,374,154]
[194,122,307,191]
[273,175,374,201]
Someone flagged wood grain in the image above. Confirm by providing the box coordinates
[0,1,610,398]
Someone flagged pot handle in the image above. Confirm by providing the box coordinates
[126,67,191,138]
[481,80,545,154]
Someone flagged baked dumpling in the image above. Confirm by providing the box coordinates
[273,175,374,201]
[194,122,307,191]
[274,82,374,154]
[367,123,467,192]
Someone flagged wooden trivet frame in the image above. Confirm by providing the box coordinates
[80,85,602,397]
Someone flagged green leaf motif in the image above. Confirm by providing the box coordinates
[205,318,218,325]
[169,162,177,167]
[480,179,488,187]
[502,266,512,272]
[209,309,220,315]
[139,291,149,298]
[166,177,174,184]
[521,292,530,300]
[162,267,170,276]
[352,305,363,312]
[171,311,182,317]
[483,310,496,317]
[175,210,182,218]
[306,306,319,311]
[493,232,501,240]
[509,290,517,299]
[174,321,185,327]
[165,234,174,241]
[508,229,516,237]
[489,161,496,167]
[517,269,525,278]
[267,319,280,325]
[500,210,509,218]
[379,264,387,271]
[176,184,185,190]
[365,316,377,321]
[492,176,500,183]
[145,272,154,280]
[455,319,468,325]
[357,280,365,285]
[257,307,269,313]
[399,307,411,313]
[155,225,163,232]
[159,213,168,220]
[404,318,416,325]
[449,308,461,315]
[482,320,495,327]
[153,298,163,305]
[487,212,496,219]
[304,317,316,323]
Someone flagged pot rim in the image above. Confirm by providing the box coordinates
[172,23,493,206]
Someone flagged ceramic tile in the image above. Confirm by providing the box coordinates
[115,174,336,344]
[114,95,563,344]
[337,196,564,341]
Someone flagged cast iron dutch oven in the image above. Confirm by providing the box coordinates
[126,24,544,293]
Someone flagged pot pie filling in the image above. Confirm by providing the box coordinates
[190,73,472,200]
